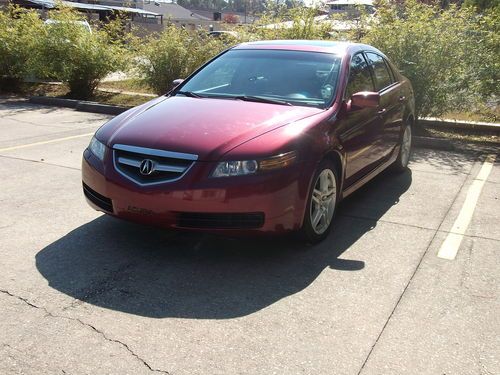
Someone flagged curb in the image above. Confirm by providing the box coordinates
[76,101,130,115]
[29,96,80,109]
[419,118,500,133]
[29,96,499,132]
[29,96,131,115]
[28,96,495,152]
[413,136,454,151]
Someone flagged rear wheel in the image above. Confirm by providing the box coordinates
[301,161,339,243]
[392,121,412,173]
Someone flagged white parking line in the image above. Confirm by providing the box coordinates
[0,133,94,153]
[437,154,496,260]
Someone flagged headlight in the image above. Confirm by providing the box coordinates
[211,151,297,178]
[88,136,106,161]
[212,160,259,177]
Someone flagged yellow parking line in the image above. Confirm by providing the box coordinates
[0,133,94,153]
[437,154,496,260]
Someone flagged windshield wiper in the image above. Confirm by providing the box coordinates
[233,95,292,106]
[176,91,204,98]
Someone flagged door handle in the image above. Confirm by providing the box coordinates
[377,108,387,115]
[399,96,406,102]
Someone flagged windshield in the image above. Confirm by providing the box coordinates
[177,49,342,108]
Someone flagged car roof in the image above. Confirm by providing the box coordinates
[232,40,379,56]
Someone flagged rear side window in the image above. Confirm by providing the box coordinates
[366,52,393,91]
[345,53,374,99]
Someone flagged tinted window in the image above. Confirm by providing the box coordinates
[345,53,374,98]
[180,50,342,108]
[366,52,393,91]
[385,60,396,82]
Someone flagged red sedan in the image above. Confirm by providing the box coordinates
[82,40,414,243]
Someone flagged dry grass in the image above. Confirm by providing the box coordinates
[99,79,155,95]
[21,82,151,107]
[442,109,499,123]
[4,82,499,145]
[423,127,499,144]
[92,91,150,107]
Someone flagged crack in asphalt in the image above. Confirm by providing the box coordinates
[2,115,82,129]
[356,155,477,375]
[339,213,500,243]
[0,288,170,375]
[0,127,97,150]
[0,155,81,171]
[339,212,436,232]
[410,167,470,176]
[3,342,69,374]
[62,262,138,311]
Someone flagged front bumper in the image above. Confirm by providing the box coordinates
[81,149,315,234]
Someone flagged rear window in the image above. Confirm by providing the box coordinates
[365,52,393,91]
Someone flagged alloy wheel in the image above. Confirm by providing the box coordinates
[310,169,337,235]
[400,125,412,167]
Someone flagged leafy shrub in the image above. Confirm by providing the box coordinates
[136,25,227,95]
[251,6,332,40]
[352,0,499,118]
[239,1,498,119]
[467,6,500,103]
[0,7,42,91]
[35,8,128,99]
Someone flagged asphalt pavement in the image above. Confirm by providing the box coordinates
[0,98,498,375]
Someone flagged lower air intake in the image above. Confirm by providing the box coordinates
[83,183,113,212]
[177,212,265,229]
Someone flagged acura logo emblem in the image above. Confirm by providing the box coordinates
[139,159,155,175]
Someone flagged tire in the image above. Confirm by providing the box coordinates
[392,120,412,173]
[301,160,339,244]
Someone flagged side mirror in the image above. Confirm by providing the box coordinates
[350,91,380,109]
[172,78,184,88]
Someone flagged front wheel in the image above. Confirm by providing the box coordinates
[392,122,412,172]
[301,161,339,243]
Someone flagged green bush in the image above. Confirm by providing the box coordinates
[250,6,332,40]
[35,8,128,99]
[2,2,497,119]
[352,0,499,118]
[0,7,42,91]
[136,25,227,95]
[239,1,498,119]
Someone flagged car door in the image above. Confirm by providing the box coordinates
[338,52,385,188]
[365,52,405,159]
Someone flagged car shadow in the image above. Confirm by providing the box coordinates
[36,169,412,319]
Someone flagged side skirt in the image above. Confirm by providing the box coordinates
[340,147,399,200]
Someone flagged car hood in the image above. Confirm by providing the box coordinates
[98,96,324,161]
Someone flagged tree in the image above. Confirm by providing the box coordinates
[359,0,499,117]
[462,0,500,11]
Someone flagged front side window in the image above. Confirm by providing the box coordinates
[178,49,342,108]
[345,53,374,99]
[365,52,393,91]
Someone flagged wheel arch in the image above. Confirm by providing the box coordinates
[321,148,345,197]
[406,113,415,127]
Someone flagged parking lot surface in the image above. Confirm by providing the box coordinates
[0,99,498,375]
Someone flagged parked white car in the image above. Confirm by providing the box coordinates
[44,19,92,33]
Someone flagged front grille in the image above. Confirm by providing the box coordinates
[113,144,197,185]
[83,183,113,212]
[177,212,265,229]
